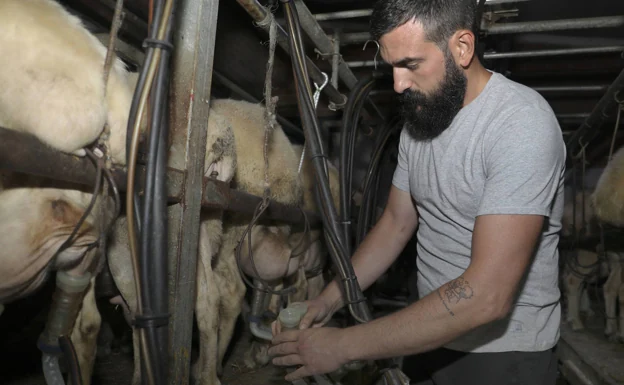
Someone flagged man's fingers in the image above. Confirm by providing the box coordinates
[271,320,280,336]
[272,354,303,367]
[271,329,299,345]
[298,309,318,330]
[284,366,311,381]
[268,341,299,357]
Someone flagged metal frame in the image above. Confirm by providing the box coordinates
[483,15,624,35]
[345,46,624,68]
[235,0,348,110]
[0,128,319,227]
[367,85,608,97]
[482,46,624,60]
[311,1,531,22]
[166,1,221,381]
[292,0,384,120]
[564,66,624,178]
[339,16,624,45]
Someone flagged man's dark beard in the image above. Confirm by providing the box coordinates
[399,52,467,141]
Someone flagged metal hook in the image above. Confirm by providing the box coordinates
[363,39,380,70]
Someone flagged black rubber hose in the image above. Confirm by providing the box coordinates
[346,81,375,197]
[58,336,83,385]
[282,2,405,376]
[357,135,383,245]
[339,74,376,255]
[151,19,173,381]
[140,2,174,383]
[356,121,400,245]
[346,81,376,238]
[282,0,372,324]
[138,13,162,385]
[124,0,169,382]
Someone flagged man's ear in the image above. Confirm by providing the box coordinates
[451,29,476,68]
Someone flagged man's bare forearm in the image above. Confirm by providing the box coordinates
[340,271,506,362]
[319,212,417,309]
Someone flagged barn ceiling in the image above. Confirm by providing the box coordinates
[58,0,624,169]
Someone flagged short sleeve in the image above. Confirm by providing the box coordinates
[392,129,411,193]
[477,107,566,217]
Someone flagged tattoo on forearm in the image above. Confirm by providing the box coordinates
[437,277,474,316]
[437,290,454,316]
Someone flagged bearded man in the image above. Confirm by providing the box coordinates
[269,0,566,384]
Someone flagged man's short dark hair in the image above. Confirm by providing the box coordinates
[370,0,477,49]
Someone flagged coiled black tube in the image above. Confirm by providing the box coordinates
[356,118,401,245]
[339,74,377,255]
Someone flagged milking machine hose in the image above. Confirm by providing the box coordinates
[280,1,409,383]
[59,335,83,385]
[140,5,174,382]
[281,0,371,324]
[124,0,174,383]
[339,73,377,255]
[341,72,393,250]
[356,118,401,246]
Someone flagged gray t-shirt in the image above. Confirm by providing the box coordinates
[392,71,566,353]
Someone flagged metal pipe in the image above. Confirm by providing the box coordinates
[341,16,624,44]
[346,45,624,67]
[557,113,591,120]
[331,31,341,90]
[314,9,372,21]
[292,0,384,119]
[294,0,358,88]
[235,0,347,109]
[483,46,624,59]
[565,66,624,177]
[367,85,606,97]
[340,32,371,46]
[532,85,608,93]
[485,16,624,35]
[312,0,530,21]
[0,127,322,228]
[212,71,305,141]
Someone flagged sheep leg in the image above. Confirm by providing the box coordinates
[213,253,246,377]
[604,253,623,340]
[193,245,221,385]
[69,277,101,385]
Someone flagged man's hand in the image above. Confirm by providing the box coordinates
[271,296,341,336]
[268,327,350,381]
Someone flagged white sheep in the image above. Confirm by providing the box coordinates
[0,0,136,164]
[0,0,140,381]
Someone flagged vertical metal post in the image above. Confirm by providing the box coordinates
[331,31,341,90]
[166,0,219,383]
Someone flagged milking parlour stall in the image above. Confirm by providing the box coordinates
[0,0,623,385]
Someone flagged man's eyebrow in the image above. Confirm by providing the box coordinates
[391,57,425,67]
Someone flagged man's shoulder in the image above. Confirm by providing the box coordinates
[487,73,555,121]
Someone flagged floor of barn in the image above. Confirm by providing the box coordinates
[90,317,294,385]
[0,285,614,385]
[0,291,293,385]
[558,315,624,385]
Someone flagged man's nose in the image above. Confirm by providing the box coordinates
[393,68,411,94]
